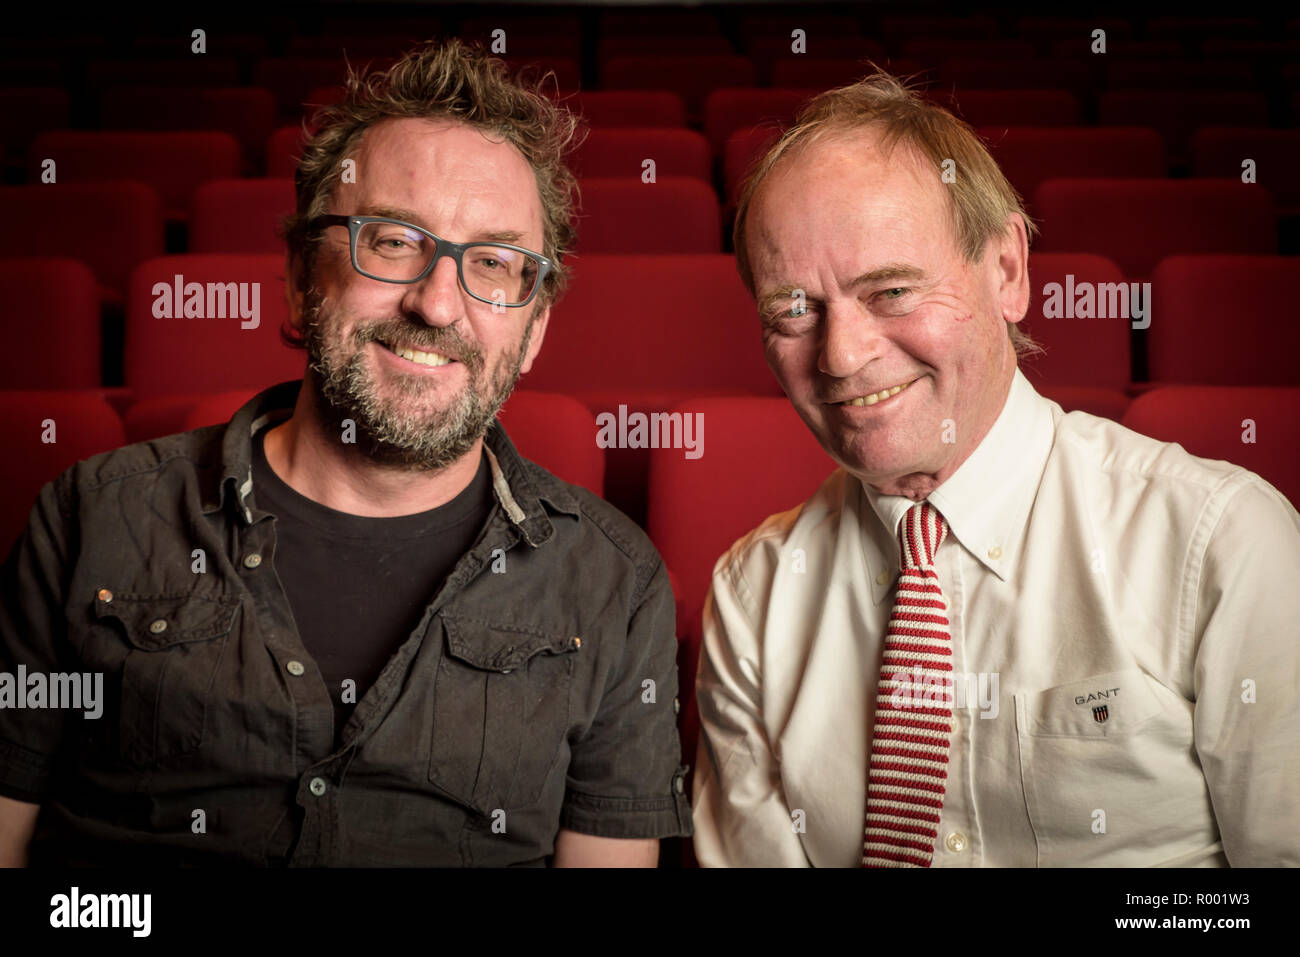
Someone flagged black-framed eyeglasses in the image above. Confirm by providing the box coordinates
[309,214,553,308]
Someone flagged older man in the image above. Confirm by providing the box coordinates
[692,72,1300,867]
[0,40,690,867]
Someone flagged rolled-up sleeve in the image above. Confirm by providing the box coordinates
[1191,476,1300,866]
[0,471,76,803]
[693,550,809,866]
[559,559,692,839]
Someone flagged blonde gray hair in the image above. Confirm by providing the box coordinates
[733,67,1042,358]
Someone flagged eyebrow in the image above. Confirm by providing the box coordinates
[756,263,929,313]
[355,204,527,245]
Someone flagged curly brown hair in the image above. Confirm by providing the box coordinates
[281,38,582,348]
[733,67,1043,359]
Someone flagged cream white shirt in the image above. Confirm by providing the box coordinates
[693,368,1300,867]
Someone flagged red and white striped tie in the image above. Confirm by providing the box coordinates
[863,501,953,868]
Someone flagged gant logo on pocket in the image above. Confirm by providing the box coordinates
[1092,705,1109,723]
[1074,685,1119,706]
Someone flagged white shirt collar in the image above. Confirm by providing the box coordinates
[860,366,1056,586]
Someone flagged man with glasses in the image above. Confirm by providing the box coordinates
[0,40,691,867]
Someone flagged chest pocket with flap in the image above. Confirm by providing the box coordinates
[93,591,240,768]
[429,614,581,814]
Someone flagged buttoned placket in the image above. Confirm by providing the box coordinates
[931,541,982,867]
[223,446,548,866]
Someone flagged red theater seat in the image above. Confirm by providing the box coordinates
[939,59,1092,95]
[0,390,126,555]
[724,126,782,207]
[602,55,758,119]
[1018,253,1131,393]
[977,127,1165,209]
[1121,387,1300,508]
[1148,255,1300,387]
[0,258,102,389]
[86,57,241,88]
[97,87,276,170]
[645,395,837,864]
[526,253,778,523]
[771,57,901,90]
[574,178,721,254]
[703,88,816,154]
[267,125,307,177]
[29,131,241,220]
[1194,128,1300,212]
[571,129,710,183]
[0,182,164,300]
[495,391,604,496]
[190,179,295,254]
[937,89,1081,127]
[566,90,686,128]
[1099,91,1269,166]
[528,254,773,397]
[123,254,304,441]
[1033,179,1276,279]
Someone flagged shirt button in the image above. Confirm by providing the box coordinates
[876,569,890,585]
[286,660,305,676]
[673,696,680,715]
[945,831,968,853]
[149,619,168,634]
[673,776,685,794]
[309,777,327,796]
[97,588,113,603]
[243,553,263,569]
[987,546,1002,561]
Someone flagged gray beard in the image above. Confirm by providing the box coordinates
[300,288,534,472]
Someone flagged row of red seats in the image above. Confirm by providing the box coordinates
[0,176,1282,304]
[3,252,1294,399]
[8,87,1292,181]
[3,252,1293,399]
[6,50,1295,117]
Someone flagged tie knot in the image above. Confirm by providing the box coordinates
[897,501,948,570]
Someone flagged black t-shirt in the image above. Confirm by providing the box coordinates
[250,426,494,747]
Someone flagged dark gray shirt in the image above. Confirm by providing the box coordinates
[0,379,691,866]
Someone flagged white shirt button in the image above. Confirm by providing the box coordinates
[987,546,1002,560]
[286,660,305,676]
[945,831,968,853]
[243,553,262,569]
[309,777,327,796]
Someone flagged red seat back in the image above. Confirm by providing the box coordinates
[1121,387,1300,507]
[1148,255,1300,386]
[0,258,102,389]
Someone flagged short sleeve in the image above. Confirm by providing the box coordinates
[0,471,77,802]
[559,559,692,839]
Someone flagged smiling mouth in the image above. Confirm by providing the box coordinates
[377,340,457,368]
[837,377,918,407]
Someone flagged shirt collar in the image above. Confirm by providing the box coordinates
[201,378,579,545]
[860,367,1056,593]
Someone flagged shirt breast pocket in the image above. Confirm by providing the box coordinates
[429,615,581,814]
[92,591,240,768]
[1015,667,1189,866]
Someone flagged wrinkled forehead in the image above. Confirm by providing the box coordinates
[341,116,546,242]
[747,127,954,263]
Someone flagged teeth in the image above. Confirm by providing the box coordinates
[843,379,913,407]
[391,344,452,367]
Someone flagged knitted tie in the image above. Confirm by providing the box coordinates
[862,501,953,868]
